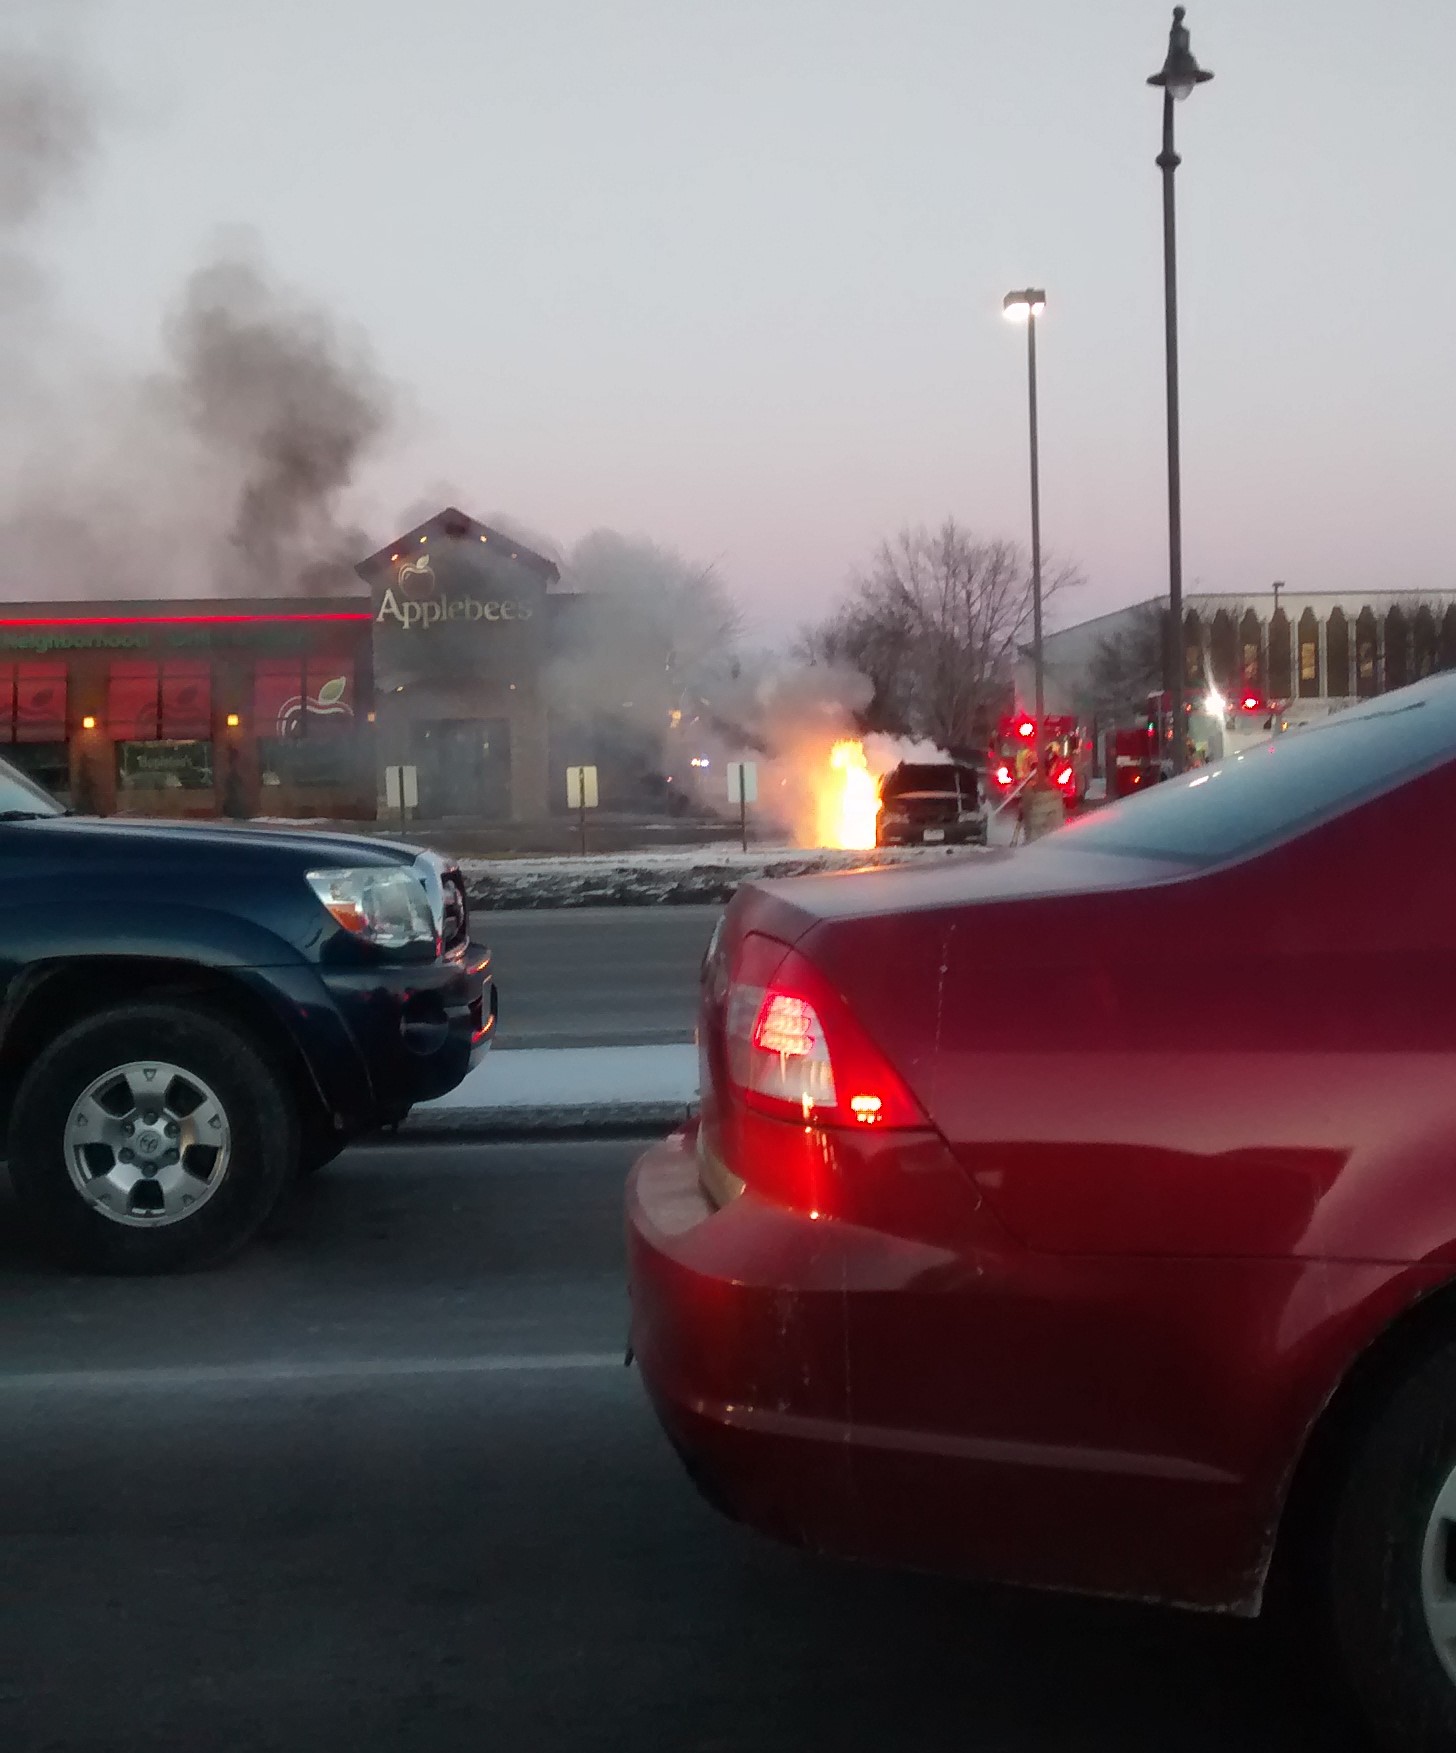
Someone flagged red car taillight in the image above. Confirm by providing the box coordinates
[1056,765,1074,788]
[995,764,1012,786]
[725,934,926,1129]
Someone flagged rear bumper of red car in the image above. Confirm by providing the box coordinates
[625,1125,1378,1615]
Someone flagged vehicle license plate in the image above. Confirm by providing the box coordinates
[923,829,946,843]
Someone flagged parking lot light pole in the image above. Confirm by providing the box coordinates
[1148,6,1212,776]
[1003,288,1048,738]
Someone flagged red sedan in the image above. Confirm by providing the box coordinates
[628,675,1456,1752]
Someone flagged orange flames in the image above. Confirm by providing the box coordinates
[816,740,881,850]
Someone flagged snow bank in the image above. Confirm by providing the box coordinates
[423,1044,698,1112]
[459,843,980,910]
[404,1043,699,1136]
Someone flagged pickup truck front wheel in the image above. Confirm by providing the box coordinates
[8,1002,299,1274]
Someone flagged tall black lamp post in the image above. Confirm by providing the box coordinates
[1148,5,1213,775]
[1004,288,1047,735]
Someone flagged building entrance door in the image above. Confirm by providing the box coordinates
[412,719,511,819]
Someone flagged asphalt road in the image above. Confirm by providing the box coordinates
[483,905,717,1048]
[0,1138,1362,1753]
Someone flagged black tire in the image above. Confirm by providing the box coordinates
[1325,1336,1456,1752]
[8,1002,299,1274]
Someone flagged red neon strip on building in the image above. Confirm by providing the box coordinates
[0,611,370,627]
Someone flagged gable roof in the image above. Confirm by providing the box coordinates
[356,507,561,583]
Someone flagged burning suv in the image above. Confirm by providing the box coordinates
[875,760,987,848]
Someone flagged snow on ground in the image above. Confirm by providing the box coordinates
[460,842,988,909]
[420,1044,698,1112]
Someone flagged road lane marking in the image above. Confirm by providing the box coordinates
[0,1351,625,1395]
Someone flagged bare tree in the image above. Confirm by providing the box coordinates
[801,520,1081,748]
[1087,604,1166,720]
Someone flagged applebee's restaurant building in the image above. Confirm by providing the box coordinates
[356,507,569,822]
[0,507,578,821]
[0,599,376,817]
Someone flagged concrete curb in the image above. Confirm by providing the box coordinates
[398,1100,694,1141]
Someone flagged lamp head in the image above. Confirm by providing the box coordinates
[1148,6,1213,100]
[1003,288,1047,322]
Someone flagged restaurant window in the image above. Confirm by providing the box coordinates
[116,740,214,793]
[254,658,355,739]
[6,742,71,802]
[106,661,212,739]
[259,737,363,792]
[0,663,68,743]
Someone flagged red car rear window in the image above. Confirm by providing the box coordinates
[1058,680,1456,865]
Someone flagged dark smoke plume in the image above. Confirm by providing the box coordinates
[0,50,94,230]
[0,23,391,600]
[167,254,390,593]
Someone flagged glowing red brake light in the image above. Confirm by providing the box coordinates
[995,764,1012,786]
[1017,719,1035,739]
[725,934,927,1129]
[1242,695,1259,711]
[753,993,819,1058]
[1056,765,1073,787]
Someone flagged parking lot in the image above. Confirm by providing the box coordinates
[0,1136,1360,1753]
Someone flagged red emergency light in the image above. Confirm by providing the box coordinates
[1017,719,1035,739]
[1242,694,1261,711]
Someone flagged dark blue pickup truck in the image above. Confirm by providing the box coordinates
[0,756,494,1273]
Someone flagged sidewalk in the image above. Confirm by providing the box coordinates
[404,1044,699,1137]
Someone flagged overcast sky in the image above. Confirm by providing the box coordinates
[7,0,1456,635]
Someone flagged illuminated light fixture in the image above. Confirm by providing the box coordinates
[510,551,518,560]
[366,710,377,723]
[1147,4,1214,102]
[850,1094,884,1126]
[995,764,1012,785]
[226,713,241,728]
[1206,688,1226,716]
[1056,766,1074,787]
[755,993,820,1058]
[1002,288,1047,322]
[391,552,400,562]
[1018,719,1036,739]
[480,534,488,542]
[1242,694,1259,710]
[419,535,428,544]
[81,715,97,731]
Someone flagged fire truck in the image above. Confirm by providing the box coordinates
[987,714,1094,809]
[1107,688,1283,799]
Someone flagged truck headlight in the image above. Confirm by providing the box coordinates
[306,867,438,951]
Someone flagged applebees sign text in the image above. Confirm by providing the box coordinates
[376,551,533,630]
[375,590,533,629]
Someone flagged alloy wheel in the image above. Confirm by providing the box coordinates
[63,1060,232,1227]
[1422,1462,1456,1686]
